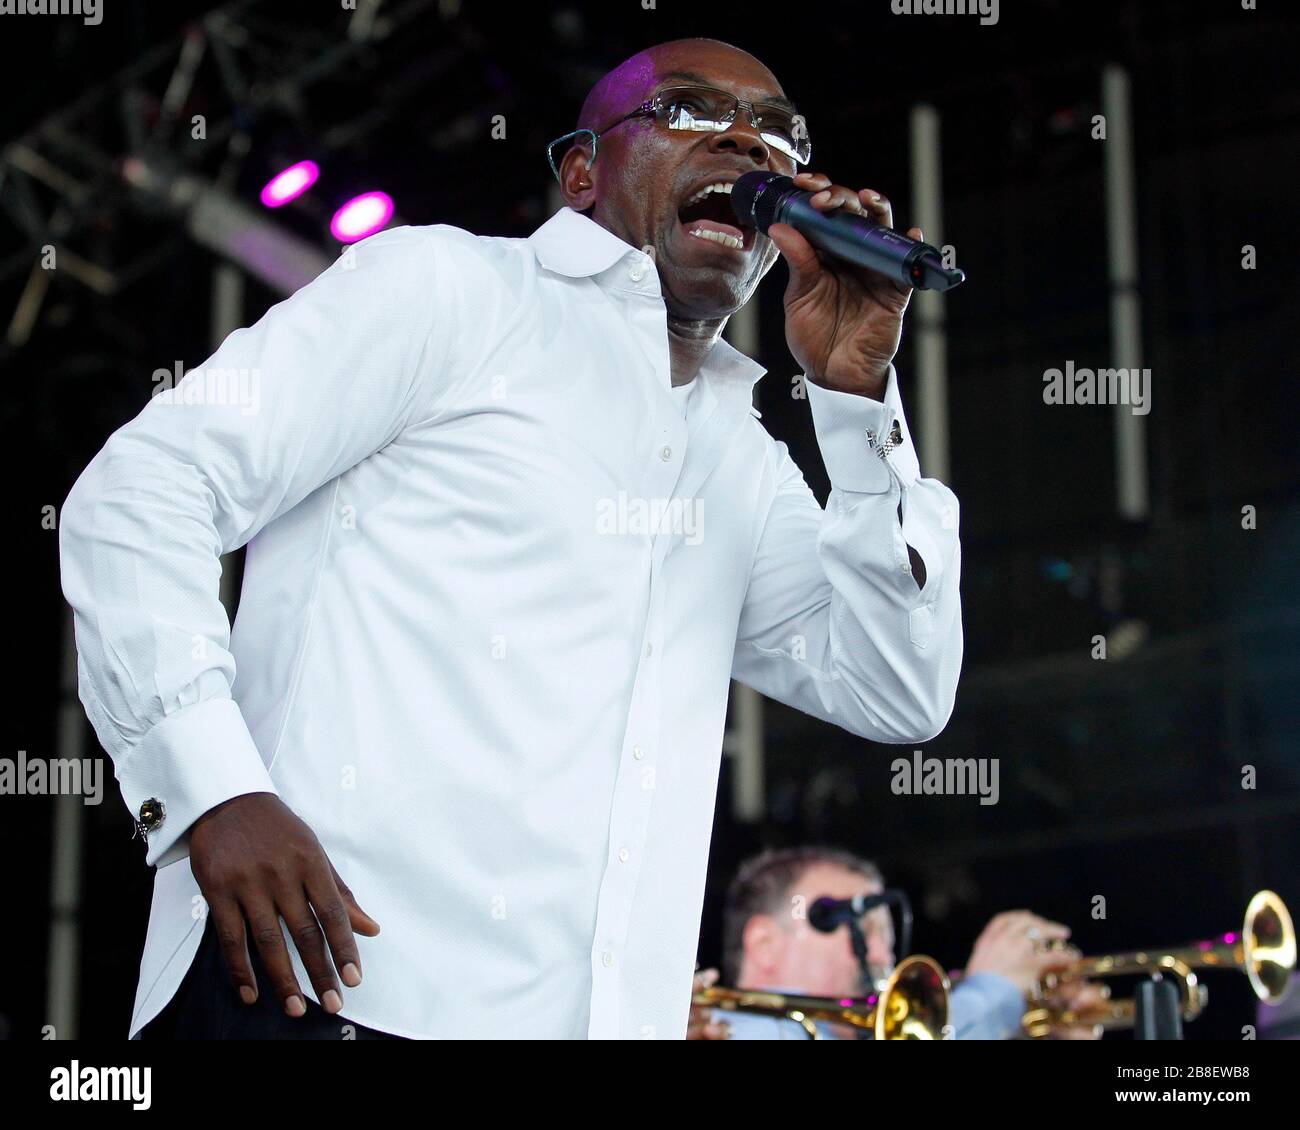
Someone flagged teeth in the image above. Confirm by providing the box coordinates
[682,181,734,207]
[682,181,743,248]
[687,227,744,250]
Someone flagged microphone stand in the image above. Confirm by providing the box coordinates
[848,890,915,991]
[1134,975,1184,1040]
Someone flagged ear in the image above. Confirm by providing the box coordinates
[558,138,598,213]
[742,914,783,974]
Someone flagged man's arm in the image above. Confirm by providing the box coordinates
[731,366,962,743]
[59,224,452,1014]
[948,973,1027,1040]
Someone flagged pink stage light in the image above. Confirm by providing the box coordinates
[330,192,394,242]
[259,160,320,208]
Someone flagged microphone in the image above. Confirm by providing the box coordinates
[808,888,915,963]
[731,171,967,292]
[808,893,892,934]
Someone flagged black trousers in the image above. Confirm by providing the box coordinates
[136,914,406,1040]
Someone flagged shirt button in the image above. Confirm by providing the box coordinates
[632,745,645,760]
[602,950,615,968]
[644,641,653,657]
[618,847,630,863]
[900,561,912,574]
[659,446,673,461]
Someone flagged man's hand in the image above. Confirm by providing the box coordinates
[189,793,381,1017]
[963,909,1107,1038]
[964,909,1076,996]
[685,967,731,1040]
[765,172,919,400]
[1041,979,1108,1040]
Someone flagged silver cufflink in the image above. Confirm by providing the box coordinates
[865,420,904,459]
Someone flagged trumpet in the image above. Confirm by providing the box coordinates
[1022,889,1296,1037]
[694,953,950,1040]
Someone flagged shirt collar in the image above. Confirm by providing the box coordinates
[704,335,767,391]
[528,206,641,279]
[528,207,768,391]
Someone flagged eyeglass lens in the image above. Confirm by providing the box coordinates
[657,86,809,163]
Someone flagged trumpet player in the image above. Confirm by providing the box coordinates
[689,846,1107,1039]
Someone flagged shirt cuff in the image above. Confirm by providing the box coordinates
[116,698,278,867]
[804,365,921,494]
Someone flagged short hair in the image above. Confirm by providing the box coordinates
[720,846,883,984]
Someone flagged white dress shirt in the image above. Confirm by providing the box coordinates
[60,206,963,1039]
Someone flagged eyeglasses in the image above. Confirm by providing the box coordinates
[546,84,811,182]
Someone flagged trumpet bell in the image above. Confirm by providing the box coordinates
[876,954,950,1040]
[695,953,951,1040]
[1243,889,1296,1004]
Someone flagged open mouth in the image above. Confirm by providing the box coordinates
[677,181,756,252]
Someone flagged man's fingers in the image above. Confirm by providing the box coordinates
[1009,913,1070,945]
[280,889,344,1015]
[210,901,258,1005]
[792,173,880,219]
[693,967,720,992]
[686,1012,731,1040]
[309,862,366,988]
[808,185,867,216]
[976,909,1033,945]
[767,222,822,296]
[1045,981,1108,1039]
[1053,1023,1104,1040]
[986,909,1033,934]
[1031,918,1071,939]
[330,861,381,938]
[245,902,308,1017]
[857,188,893,228]
[1036,945,1083,974]
[792,171,831,192]
[1054,982,1110,1011]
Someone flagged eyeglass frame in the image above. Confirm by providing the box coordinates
[546,83,812,183]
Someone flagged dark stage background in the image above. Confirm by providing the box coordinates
[3,0,1298,1040]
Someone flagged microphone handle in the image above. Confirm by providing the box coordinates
[770,188,965,292]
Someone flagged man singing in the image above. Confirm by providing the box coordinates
[60,37,962,1039]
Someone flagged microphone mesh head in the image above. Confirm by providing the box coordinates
[731,171,794,231]
[807,897,840,934]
